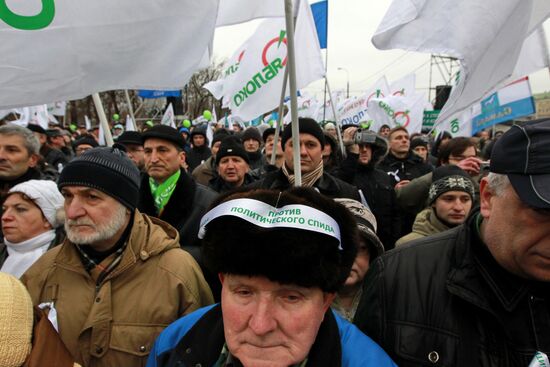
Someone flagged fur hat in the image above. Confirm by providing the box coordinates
[0,272,33,367]
[200,187,358,292]
[9,180,65,228]
[281,118,325,151]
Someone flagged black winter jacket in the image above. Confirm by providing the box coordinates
[248,168,362,201]
[354,211,550,367]
[335,153,400,250]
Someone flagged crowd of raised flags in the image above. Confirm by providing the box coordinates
[0,0,549,139]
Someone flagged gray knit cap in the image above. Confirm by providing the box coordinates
[58,147,141,210]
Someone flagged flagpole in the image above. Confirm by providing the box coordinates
[324,78,345,157]
[284,0,302,186]
[92,93,114,147]
[124,90,138,131]
[272,67,290,165]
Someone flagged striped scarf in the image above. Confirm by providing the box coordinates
[282,160,324,188]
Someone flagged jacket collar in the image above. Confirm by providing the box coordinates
[447,210,528,313]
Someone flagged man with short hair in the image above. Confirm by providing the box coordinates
[73,135,99,156]
[0,125,43,203]
[250,118,363,201]
[46,128,73,161]
[262,127,284,168]
[27,124,68,172]
[396,166,475,246]
[208,137,254,194]
[410,136,430,162]
[240,127,266,170]
[355,119,550,366]
[115,131,145,171]
[147,188,396,367]
[138,125,217,250]
[378,124,391,138]
[21,147,213,367]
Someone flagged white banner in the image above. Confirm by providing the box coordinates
[372,0,550,126]
[216,0,284,27]
[284,92,322,124]
[216,0,325,120]
[161,103,176,128]
[368,93,426,134]
[0,0,218,109]
[47,102,67,117]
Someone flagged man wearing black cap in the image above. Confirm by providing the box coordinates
[250,118,363,201]
[73,135,99,156]
[27,124,68,172]
[354,119,550,367]
[186,127,211,172]
[21,147,213,367]
[138,125,217,250]
[191,129,230,186]
[208,136,255,194]
[115,131,145,171]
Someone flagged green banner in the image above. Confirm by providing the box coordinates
[422,110,440,129]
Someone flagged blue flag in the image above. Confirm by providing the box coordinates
[311,0,328,49]
[138,90,182,99]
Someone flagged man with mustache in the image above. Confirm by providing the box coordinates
[21,147,213,367]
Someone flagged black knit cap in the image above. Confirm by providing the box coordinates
[428,165,475,205]
[73,136,98,149]
[281,118,325,151]
[142,125,185,150]
[241,127,262,143]
[212,129,230,146]
[262,127,276,142]
[58,147,141,210]
[116,131,143,146]
[216,136,250,165]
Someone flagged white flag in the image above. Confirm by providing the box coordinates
[337,96,370,126]
[125,115,136,132]
[47,102,67,117]
[98,122,106,146]
[11,108,31,127]
[161,104,176,128]
[0,0,218,109]
[284,92,322,124]
[216,0,284,27]
[85,115,92,131]
[372,0,550,125]
[437,108,474,138]
[218,0,325,120]
[368,93,426,134]
[390,74,416,97]
[512,27,550,79]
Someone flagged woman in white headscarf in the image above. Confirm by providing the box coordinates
[0,180,65,278]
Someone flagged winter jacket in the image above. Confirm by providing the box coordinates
[186,146,212,172]
[395,207,450,247]
[208,172,256,194]
[336,152,401,250]
[248,168,362,201]
[21,211,214,367]
[138,169,217,249]
[354,210,550,367]
[247,150,268,171]
[191,156,217,186]
[40,145,68,172]
[146,304,397,367]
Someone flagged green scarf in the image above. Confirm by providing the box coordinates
[149,170,181,215]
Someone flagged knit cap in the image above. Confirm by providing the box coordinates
[58,147,141,210]
[9,180,64,228]
[281,118,325,150]
[73,136,99,149]
[428,165,475,205]
[0,272,33,367]
[216,136,250,165]
[241,127,262,144]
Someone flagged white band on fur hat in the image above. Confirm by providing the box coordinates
[9,180,64,228]
[199,198,342,249]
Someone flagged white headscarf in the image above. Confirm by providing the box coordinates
[8,179,64,228]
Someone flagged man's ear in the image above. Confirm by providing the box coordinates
[28,153,39,168]
[218,273,225,285]
[479,177,493,219]
[322,292,337,313]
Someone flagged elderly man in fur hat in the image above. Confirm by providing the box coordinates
[147,187,396,367]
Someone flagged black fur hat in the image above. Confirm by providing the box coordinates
[201,187,358,293]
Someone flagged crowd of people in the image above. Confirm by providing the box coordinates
[0,115,549,367]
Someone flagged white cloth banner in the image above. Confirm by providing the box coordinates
[125,115,135,132]
[216,0,284,27]
[372,0,550,126]
[0,0,218,109]
[161,103,176,128]
[284,92,322,124]
[390,73,416,97]
[512,27,550,79]
[368,93,426,134]
[47,102,67,117]
[216,0,325,120]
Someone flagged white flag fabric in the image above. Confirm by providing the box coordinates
[11,108,30,127]
[372,0,550,125]
[284,92,322,124]
[125,115,136,132]
[216,0,284,27]
[161,104,176,128]
[0,0,218,109]
[214,0,325,121]
[85,115,92,131]
[368,93,426,134]
[98,122,106,146]
[437,108,473,138]
[47,102,67,117]
[512,27,550,79]
[389,73,416,97]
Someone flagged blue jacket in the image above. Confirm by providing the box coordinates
[147,304,396,367]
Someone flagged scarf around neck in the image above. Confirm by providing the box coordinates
[282,160,324,188]
[149,170,181,215]
[2,230,56,278]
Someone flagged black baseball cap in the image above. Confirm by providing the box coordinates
[490,119,550,209]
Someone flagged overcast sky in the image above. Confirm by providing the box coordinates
[213,0,550,102]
